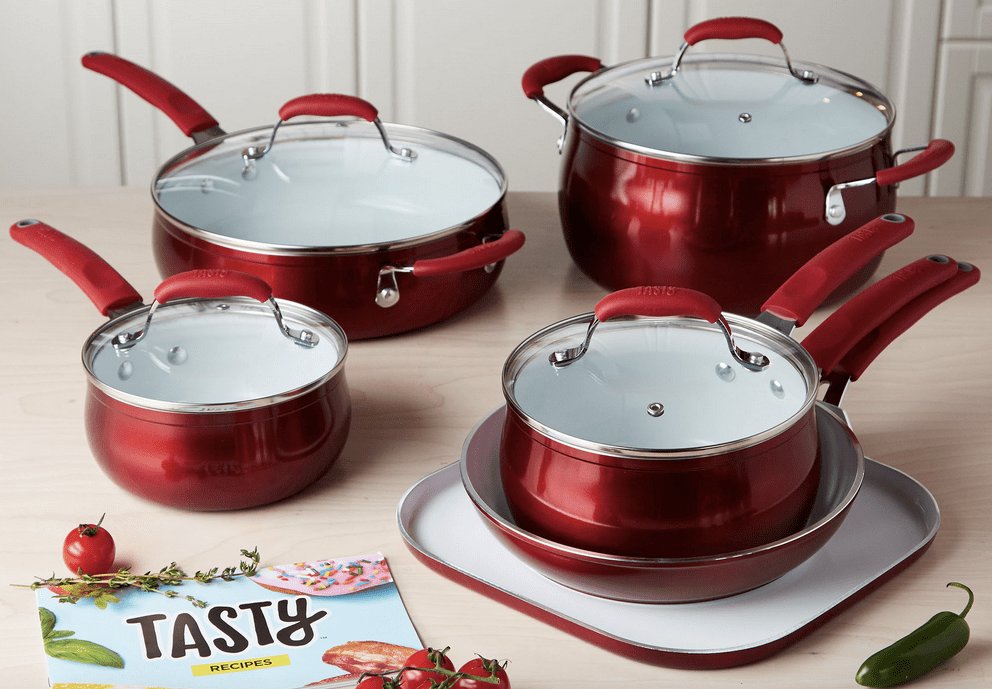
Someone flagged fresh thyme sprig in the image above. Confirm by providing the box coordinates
[14,547,260,609]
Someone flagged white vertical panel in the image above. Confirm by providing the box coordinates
[111,0,356,187]
[943,0,992,39]
[357,0,651,193]
[932,43,992,196]
[0,0,118,187]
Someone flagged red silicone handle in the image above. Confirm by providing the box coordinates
[802,255,961,375]
[278,94,379,123]
[876,140,955,186]
[521,55,603,99]
[81,52,220,138]
[153,270,273,305]
[595,286,723,323]
[411,230,525,277]
[761,214,915,326]
[683,17,783,45]
[836,262,980,381]
[9,220,143,317]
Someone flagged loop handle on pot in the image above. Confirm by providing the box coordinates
[647,16,816,86]
[241,93,415,176]
[522,55,603,150]
[760,213,915,330]
[114,270,319,350]
[821,261,980,408]
[802,254,961,376]
[824,140,954,225]
[81,52,224,143]
[549,286,770,371]
[8,219,144,317]
[374,230,526,308]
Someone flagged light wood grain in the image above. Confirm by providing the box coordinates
[1,190,989,687]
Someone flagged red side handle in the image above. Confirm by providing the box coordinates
[876,140,955,186]
[81,52,220,138]
[9,219,143,317]
[683,17,783,45]
[153,270,273,305]
[411,230,525,277]
[836,262,980,381]
[802,255,961,375]
[595,286,723,323]
[521,55,603,99]
[278,94,379,123]
[761,214,915,326]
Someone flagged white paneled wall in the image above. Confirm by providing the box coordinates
[0,0,985,195]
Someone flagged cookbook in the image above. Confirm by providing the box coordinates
[34,553,422,689]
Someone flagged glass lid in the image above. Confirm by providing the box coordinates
[153,121,506,253]
[84,297,347,411]
[569,54,892,162]
[503,314,818,453]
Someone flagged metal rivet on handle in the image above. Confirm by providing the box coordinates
[647,402,665,417]
[739,113,752,123]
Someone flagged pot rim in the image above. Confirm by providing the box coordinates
[501,312,820,459]
[81,296,349,413]
[465,404,865,566]
[566,53,896,167]
[150,120,509,257]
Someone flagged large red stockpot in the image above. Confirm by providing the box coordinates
[11,220,351,511]
[499,215,973,559]
[82,53,524,340]
[522,17,954,314]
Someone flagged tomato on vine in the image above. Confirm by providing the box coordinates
[399,647,455,688]
[62,514,116,575]
[453,657,510,689]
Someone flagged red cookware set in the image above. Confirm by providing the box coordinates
[7,17,980,611]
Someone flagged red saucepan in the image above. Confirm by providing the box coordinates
[498,214,973,559]
[10,220,352,511]
[82,53,524,340]
[522,16,954,314]
[468,258,979,602]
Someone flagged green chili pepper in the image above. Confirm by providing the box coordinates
[855,582,973,687]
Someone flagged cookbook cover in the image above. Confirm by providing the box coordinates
[34,553,422,689]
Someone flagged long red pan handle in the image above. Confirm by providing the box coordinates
[521,55,603,99]
[761,213,915,327]
[9,220,143,317]
[802,254,962,375]
[81,52,220,138]
[153,270,273,305]
[876,140,955,186]
[835,262,980,381]
[411,230,526,277]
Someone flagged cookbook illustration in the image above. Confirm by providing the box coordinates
[34,553,421,689]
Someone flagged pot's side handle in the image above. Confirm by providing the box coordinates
[278,94,379,123]
[8,220,143,317]
[761,214,915,328]
[153,270,273,305]
[801,255,961,375]
[81,52,221,140]
[521,55,603,100]
[835,262,980,381]
[876,140,955,186]
[411,230,526,277]
[683,17,783,45]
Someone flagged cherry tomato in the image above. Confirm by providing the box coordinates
[62,514,116,575]
[453,657,510,689]
[399,647,455,689]
[356,675,394,689]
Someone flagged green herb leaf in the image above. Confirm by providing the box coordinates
[39,608,56,639]
[46,630,76,639]
[44,638,125,669]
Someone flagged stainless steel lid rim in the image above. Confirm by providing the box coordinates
[566,53,895,165]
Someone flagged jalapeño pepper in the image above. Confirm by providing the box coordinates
[856,582,973,687]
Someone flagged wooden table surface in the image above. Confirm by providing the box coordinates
[1,189,989,687]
